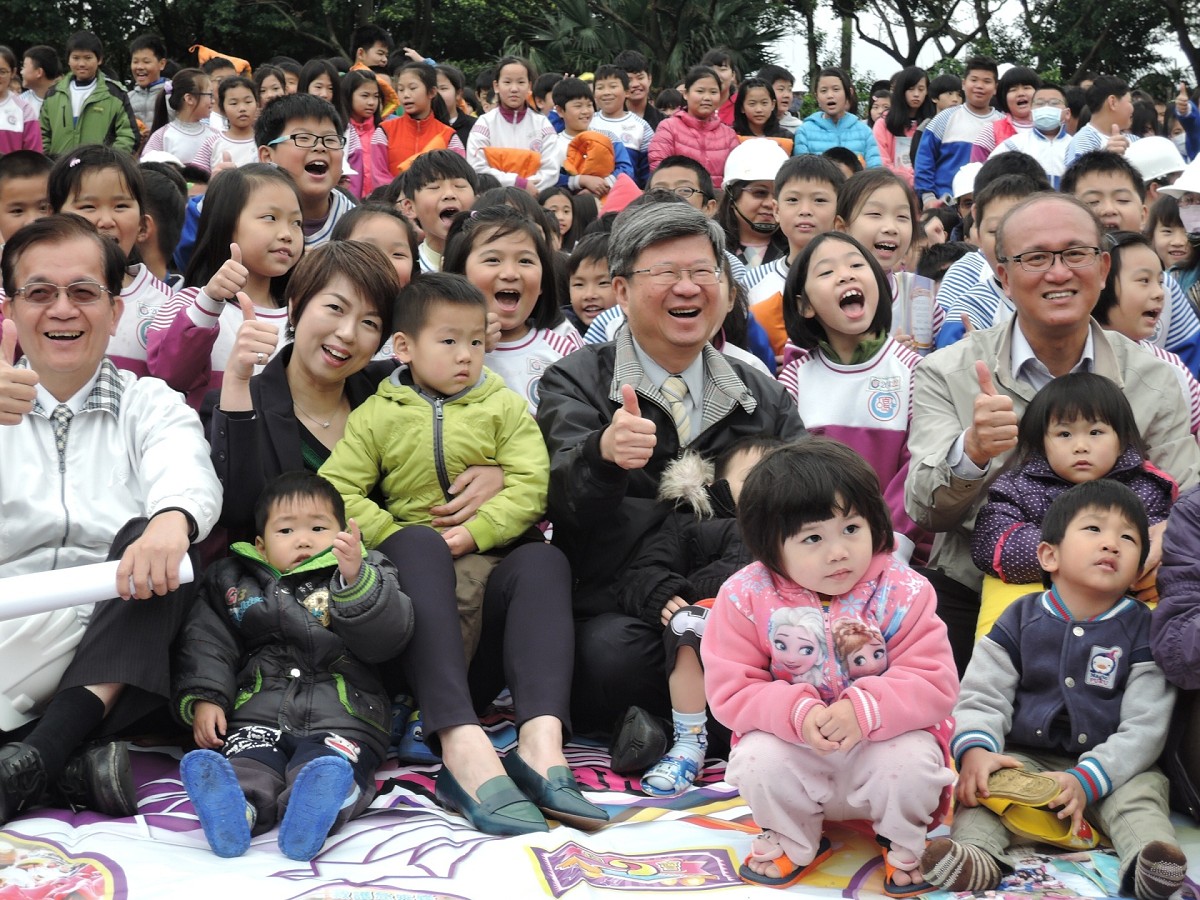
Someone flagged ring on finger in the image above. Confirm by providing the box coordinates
[256,352,266,365]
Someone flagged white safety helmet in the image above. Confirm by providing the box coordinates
[1159,156,1200,199]
[952,161,984,201]
[1126,136,1187,185]
[723,138,789,186]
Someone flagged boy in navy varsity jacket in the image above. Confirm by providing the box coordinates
[922,481,1185,900]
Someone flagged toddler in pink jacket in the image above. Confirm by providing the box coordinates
[702,438,958,894]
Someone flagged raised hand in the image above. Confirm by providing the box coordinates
[226,292,279,382]
[964,361,1018,468]
[205,242,249,302]
[600,384,657,470]
[1106,124,1130,156]
[332,518,363,584]
[212,151,237,177]
[0,318,38,425]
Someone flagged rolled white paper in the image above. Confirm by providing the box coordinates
[0,556,196,622]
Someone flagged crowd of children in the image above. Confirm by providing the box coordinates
[1,23,1200,893]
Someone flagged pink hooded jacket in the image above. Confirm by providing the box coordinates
[647,110,741,189]
[702,552,958,820]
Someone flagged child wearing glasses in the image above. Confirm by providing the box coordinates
[140,68,215,167]
[173,93,354,271]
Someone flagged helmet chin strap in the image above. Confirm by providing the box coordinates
[732,199,779,234]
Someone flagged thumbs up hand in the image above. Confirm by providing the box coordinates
[0,318,38,425]
[964,360,1018,468]
[600,383,657,469]
[226,292,279,382]
[212,150,237,176]
[1106,124,1130,156]
[204,242,248,302]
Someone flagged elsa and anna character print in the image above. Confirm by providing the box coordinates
[768,606,888,685]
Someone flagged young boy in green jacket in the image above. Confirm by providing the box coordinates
[39,31,136,157]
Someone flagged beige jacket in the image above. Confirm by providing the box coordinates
[905,318,1200,591]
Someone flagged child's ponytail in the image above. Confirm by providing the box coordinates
[150,67,206,134]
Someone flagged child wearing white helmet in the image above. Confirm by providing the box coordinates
[717,138,790,268]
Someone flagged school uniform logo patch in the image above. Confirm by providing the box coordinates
[1085,646,1122,689]
[867,375,902,422]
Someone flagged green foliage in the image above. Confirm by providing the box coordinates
[510,0,797,87]
[995,0,1170,82]
[378,0,548,70]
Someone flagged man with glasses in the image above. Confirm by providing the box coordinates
[537,202,804,747]
[0,214,220,825]
[906,193,1200,671]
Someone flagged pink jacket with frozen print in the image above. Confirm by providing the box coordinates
[702,552,958,817]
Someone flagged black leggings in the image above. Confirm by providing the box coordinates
[378,527,575,752]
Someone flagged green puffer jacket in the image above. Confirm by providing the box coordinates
[40,74,137,156]
[319,367,549,553]
[172,545,413,761]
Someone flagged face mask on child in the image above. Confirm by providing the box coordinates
[1032,107,1063,132]
[1172,133,1188,154]
[1181,205,1200,237]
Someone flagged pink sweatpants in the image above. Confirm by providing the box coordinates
[726,729,952,866]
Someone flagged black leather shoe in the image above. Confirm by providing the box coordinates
[608,706,670,775]
[503,751,609,831]
[0,743,48,824]
[56,741,138,817]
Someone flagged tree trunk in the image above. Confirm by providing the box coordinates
[840,14,852,71]
[1163,0,1200,83]
[804,5,819,89]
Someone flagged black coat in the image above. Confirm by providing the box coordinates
[537,339,804,618]
[173,548,412,760]
[204,346,396,542]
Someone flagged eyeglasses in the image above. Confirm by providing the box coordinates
[1032,98,1066,108]
[268,133,347,150]
[661,186,704,200]
[997,246,1102,273]
[15,281,109,306]
[191,91,213,98]
[629,264,722,285]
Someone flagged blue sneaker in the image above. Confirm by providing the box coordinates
[277,756,354,861]
[180,750,253,858]
[387,695,416,760]
[396,710,441,765]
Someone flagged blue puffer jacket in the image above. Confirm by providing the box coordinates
[792,111,882,167]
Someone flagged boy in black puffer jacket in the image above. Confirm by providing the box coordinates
[611,435,782,797]
[174,472,413,861]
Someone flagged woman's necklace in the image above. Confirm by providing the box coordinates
[293,398,343,429]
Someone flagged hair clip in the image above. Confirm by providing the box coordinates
[69,157,82,167]
[469,209,478,218]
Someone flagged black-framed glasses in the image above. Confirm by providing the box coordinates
[664,186,704,200]
[997,246,1102,273]
[629,264,722,285]
[268,133,347,150]
[15,281,109,306]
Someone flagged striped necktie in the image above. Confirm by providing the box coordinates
[661,375,691,443]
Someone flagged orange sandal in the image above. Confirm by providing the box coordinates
[877,837,935,898]
[739,834,833,888]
